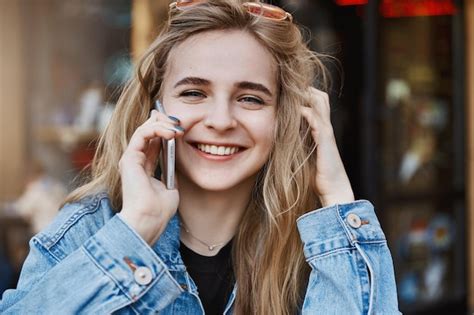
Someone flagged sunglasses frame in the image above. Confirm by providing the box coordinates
[169,0,293,22]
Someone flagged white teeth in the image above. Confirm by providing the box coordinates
[196,143,240,156]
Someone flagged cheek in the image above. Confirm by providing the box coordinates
[253,117,276,152]
[164,103,204,128]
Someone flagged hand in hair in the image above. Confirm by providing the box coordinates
[118,110,184,245]
[300,87,355,207]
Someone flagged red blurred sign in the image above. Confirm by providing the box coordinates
[335,0,367,5]
[335,0,457,18]
[380,0,457,17]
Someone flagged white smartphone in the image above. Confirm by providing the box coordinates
[154,100,175,190]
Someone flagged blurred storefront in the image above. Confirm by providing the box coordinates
[0,0,473,314]
[273,0,470,313]
[0,0,134,294]
[378,5,466,313]
[283,0,471,313]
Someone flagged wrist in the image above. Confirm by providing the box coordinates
[118,211,167,245]
[319,190,355,208]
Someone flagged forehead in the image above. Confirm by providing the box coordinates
[165,29,277,88]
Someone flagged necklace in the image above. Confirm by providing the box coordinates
[180,222,226,251]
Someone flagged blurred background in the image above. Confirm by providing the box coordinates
[0,0,473,314]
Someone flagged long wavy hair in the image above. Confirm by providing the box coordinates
[65,1,329,313]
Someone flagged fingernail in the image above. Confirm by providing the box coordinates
[174,126,185,132]
[168,115,181,123]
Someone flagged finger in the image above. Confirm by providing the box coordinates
[118,150,149,178]
[301,90,331,129]
[300,106,319,130]
[142,110,159,126]
[300,106,329,147]
[127,121,184,153]
[305,87,330,114]
[146,110,182,127]
[127,126,174,154]
[307,86,328,100]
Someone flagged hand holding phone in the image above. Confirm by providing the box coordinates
[118,104,182,245]
[154,100,176,190]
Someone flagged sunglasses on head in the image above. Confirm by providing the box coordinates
[169,0,293,22]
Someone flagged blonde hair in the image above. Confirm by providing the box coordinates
[66,1,329,314]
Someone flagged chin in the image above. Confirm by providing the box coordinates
[195,181,241,192]
[178,170,256,193]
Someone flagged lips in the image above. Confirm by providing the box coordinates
[195,143,241,156]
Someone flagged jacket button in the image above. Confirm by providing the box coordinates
[134,266,153,285]
[347,213,362,228]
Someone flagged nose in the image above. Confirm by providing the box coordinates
[203,99,237,131]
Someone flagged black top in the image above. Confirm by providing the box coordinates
[179,241,235,315]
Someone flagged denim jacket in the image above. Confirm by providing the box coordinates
[0,193,401,314]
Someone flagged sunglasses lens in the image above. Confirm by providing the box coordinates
[176,0,206,8]
[244,3,287,20]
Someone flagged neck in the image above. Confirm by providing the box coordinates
[177,172,254,256]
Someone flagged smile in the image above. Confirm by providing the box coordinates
[196,143,241,156]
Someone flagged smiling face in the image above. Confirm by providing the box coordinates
[161,29,278,192]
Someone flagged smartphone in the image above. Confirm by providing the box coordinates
[154,100,175,190]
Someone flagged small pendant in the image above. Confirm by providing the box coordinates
[208,245,216,251]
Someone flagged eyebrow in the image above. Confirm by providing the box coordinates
[173,76,273,97]
[173,77,211,88]
[236,81,273,97]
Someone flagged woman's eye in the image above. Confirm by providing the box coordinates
[180,90,205,98]
[239,96,265,105]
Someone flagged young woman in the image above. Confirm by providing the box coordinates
[0,1,400,314]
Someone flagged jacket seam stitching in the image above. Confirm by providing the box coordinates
[354,243,375,314]
[41,194,109,249]
[130,268,172,307]
[306,246,354,262]
[31,237,62,263]
[296,200,371,222]
[81,245,136,302]
[83,235,183,312]
[336,204,357,244]
[305,239,387,262]
[357,240,387,245]
[109,299,141,314]
[83,244,151,314]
